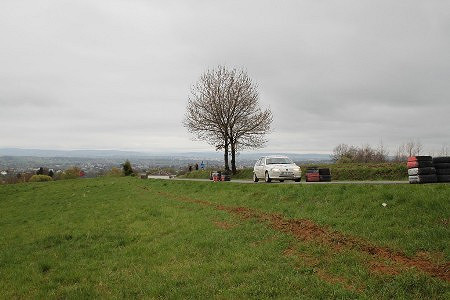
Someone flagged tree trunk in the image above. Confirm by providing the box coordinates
[224,139,230,173]
[231,142,237,175]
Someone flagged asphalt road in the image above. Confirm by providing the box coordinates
[147,176,408,185]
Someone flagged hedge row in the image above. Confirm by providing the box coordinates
[180,163,408,181]
[302,163,408,181]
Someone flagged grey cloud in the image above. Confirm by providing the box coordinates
[0,0,449,154]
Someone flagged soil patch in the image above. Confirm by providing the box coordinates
[213,221,235,230]
[283,246,361,292]
[369,261,400,276]
[155,189,450,282]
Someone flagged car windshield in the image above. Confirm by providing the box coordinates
[266,157,293,164]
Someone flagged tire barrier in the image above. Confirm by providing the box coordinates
[306,167,331,182]
[437,175,450,182]
[407,156,436,184]
[407,156,432,162]
[433,157,450,183]
[436,169,450,175]
[221,174,231,181]
[407,156,450,183]
[433,163,450,169]
[406,161,433,168]
[319,168,331,175]
[211,171,222,182]
[432,157,450,164]
[408,175,438,184]
[407,167,436,176]
[319,175,332,182]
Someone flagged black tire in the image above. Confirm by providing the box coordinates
[279,180,284,182]
[408,156,432,162]
[265,171,272,183]
[409,174,437,184]
[253,173,259,183]
[432,157,450,164]
[433,163,450,169]
[319,175,332,182]
[408,161,433,168]
[436,168,450,175]
[222,175,231,181]
[437,175,450,182]
[294,178,301,182]
[319,168,331,175]
[407,167,436,176]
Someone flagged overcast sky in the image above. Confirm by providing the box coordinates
[1,0,449,154]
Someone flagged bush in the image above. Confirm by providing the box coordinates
[62,167,81,180]
[300,162,407,181]
[122,160,134,176]
[332,143,389,163]
[29,175,53,182]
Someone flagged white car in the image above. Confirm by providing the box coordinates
[253,156,301,183]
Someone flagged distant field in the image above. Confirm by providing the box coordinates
[0,177,448,298]
[181,162,408,181]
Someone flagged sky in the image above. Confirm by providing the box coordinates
[1,0,449,155]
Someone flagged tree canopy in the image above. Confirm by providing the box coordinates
[184,66,272,173]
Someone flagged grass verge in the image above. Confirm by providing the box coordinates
[0,177,448,298]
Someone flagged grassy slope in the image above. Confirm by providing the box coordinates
[0,177,448,298]
[181,163,408,181]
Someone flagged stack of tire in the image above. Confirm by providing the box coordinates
[433,157,450,183]
[221,174,231,181]
[305,167,320,182]
[211,171,222,182]
[319,168,332,182]
[407,156,437,184]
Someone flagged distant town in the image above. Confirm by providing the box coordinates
[0,148,331,179]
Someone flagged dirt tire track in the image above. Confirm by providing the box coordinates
[154,189,450,282]
[283,246,363,292]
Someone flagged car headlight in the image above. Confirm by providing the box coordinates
[293,167,300,172]
[272,168,280,172]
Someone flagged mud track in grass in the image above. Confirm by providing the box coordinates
[155,189,450,282]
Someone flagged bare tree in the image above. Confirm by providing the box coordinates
[225,70,272,174]
[375,140,389,162]
[438,144,449,156]
[404,140,416,157]
[332,142,388,163]
[332,144,349,162]
[183,66,272,174]
[403,139,423,157]
[393,143,407,162]
[184,67,231,171]
[414,140,423,156]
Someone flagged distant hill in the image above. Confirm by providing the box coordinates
[0,148,147,158]
[0,148,331,161]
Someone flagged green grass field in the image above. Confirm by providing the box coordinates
[181,162,408,181]
[0,177,449,298]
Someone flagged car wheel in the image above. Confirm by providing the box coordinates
[265,171,272,183]
[253,173,259,182]
[279,180,284,182]
[294,178,301,182]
